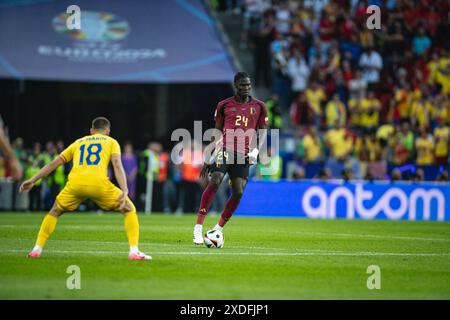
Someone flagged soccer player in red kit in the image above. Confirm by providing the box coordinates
[193,72,268,244]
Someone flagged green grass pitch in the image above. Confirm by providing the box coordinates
[0,212,449,299]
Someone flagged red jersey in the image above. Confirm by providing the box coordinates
[214,96,268,155]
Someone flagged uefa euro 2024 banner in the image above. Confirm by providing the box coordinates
[0,0,235,82]
[236,181,450,222]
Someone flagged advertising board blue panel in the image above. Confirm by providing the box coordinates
[236,181,450,222]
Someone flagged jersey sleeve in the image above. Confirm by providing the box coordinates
[258,102,269,128]
[111,139,121,156]
[214,102,224,125]
[60,142,76,163]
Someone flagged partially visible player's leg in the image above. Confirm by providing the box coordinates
[96,182,151,260]
[28,201,65,258]
[193,171,225,244]
[215,166,248,230]
[120,201,151,260]
[196,171,224,224]
[28,184,80,258]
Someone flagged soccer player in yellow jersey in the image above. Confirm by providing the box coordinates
[19,117,151,260]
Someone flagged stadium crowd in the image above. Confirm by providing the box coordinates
[214,0,450,180]
[0,138,232,213]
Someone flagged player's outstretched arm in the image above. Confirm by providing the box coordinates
[19,156,64,192]
[0,119,23,181]
[111,154,129,210]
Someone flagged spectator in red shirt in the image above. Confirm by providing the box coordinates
[318,9,334,60]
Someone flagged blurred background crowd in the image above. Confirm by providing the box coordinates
[0,138,228,213]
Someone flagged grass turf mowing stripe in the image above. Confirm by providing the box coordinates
[2,237,450,254]
[2,224,450,242]
[2,249,450,257]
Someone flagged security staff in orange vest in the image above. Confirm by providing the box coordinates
[176,140,203,213]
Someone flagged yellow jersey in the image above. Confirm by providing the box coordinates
[306,88,326,115]
[360,98,381,127]
[376,124,394,141]
[60,133,121,185]
[411,100,433,130]
[302,134,321,161]
[325,100,346,127]
[365,137,382,161]
[325,128,352,158]
[348,98,361,127]
[415,136,434,165]
[434,126,449,157]
[436,57,450,94]
[427,60,437,83]
[394,89,410,119]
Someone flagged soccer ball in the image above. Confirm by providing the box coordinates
[204,229,224,248]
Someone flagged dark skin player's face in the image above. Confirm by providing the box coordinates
[235,77,251,102]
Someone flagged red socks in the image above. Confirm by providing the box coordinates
[219,197,240,227]
[196,185,241,228]
[196,184,217,225]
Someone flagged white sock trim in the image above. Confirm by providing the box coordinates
[32,245,42,253]
[130,246,139,254]
[194,224,203,230]
[213,224,223,232]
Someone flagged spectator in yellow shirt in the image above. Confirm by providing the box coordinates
[306,82,326,128]
[427,52,440,85]
[359,91,381,134]
[348,97,362,131]
[406,88,421,118]
[302,127,324,163]
[434,119,449,165]
[394,84,411,121]
[376,123,395,147]
[415,128,435,165]
[411,93,433,131]
[324,122,353,161]
[325,93,347,129]
[359,133,384,162]
[431,93,448,128]
[434,51,450,94]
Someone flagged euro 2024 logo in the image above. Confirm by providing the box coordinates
[53,5,130,42]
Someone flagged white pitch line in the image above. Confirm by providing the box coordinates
[2,249,450,257]
[0,224,182,231]
[0,237,331,253]
[10,236,449,254]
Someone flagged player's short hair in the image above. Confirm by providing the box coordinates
[91,117,111,130]
[234,71,250,84]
